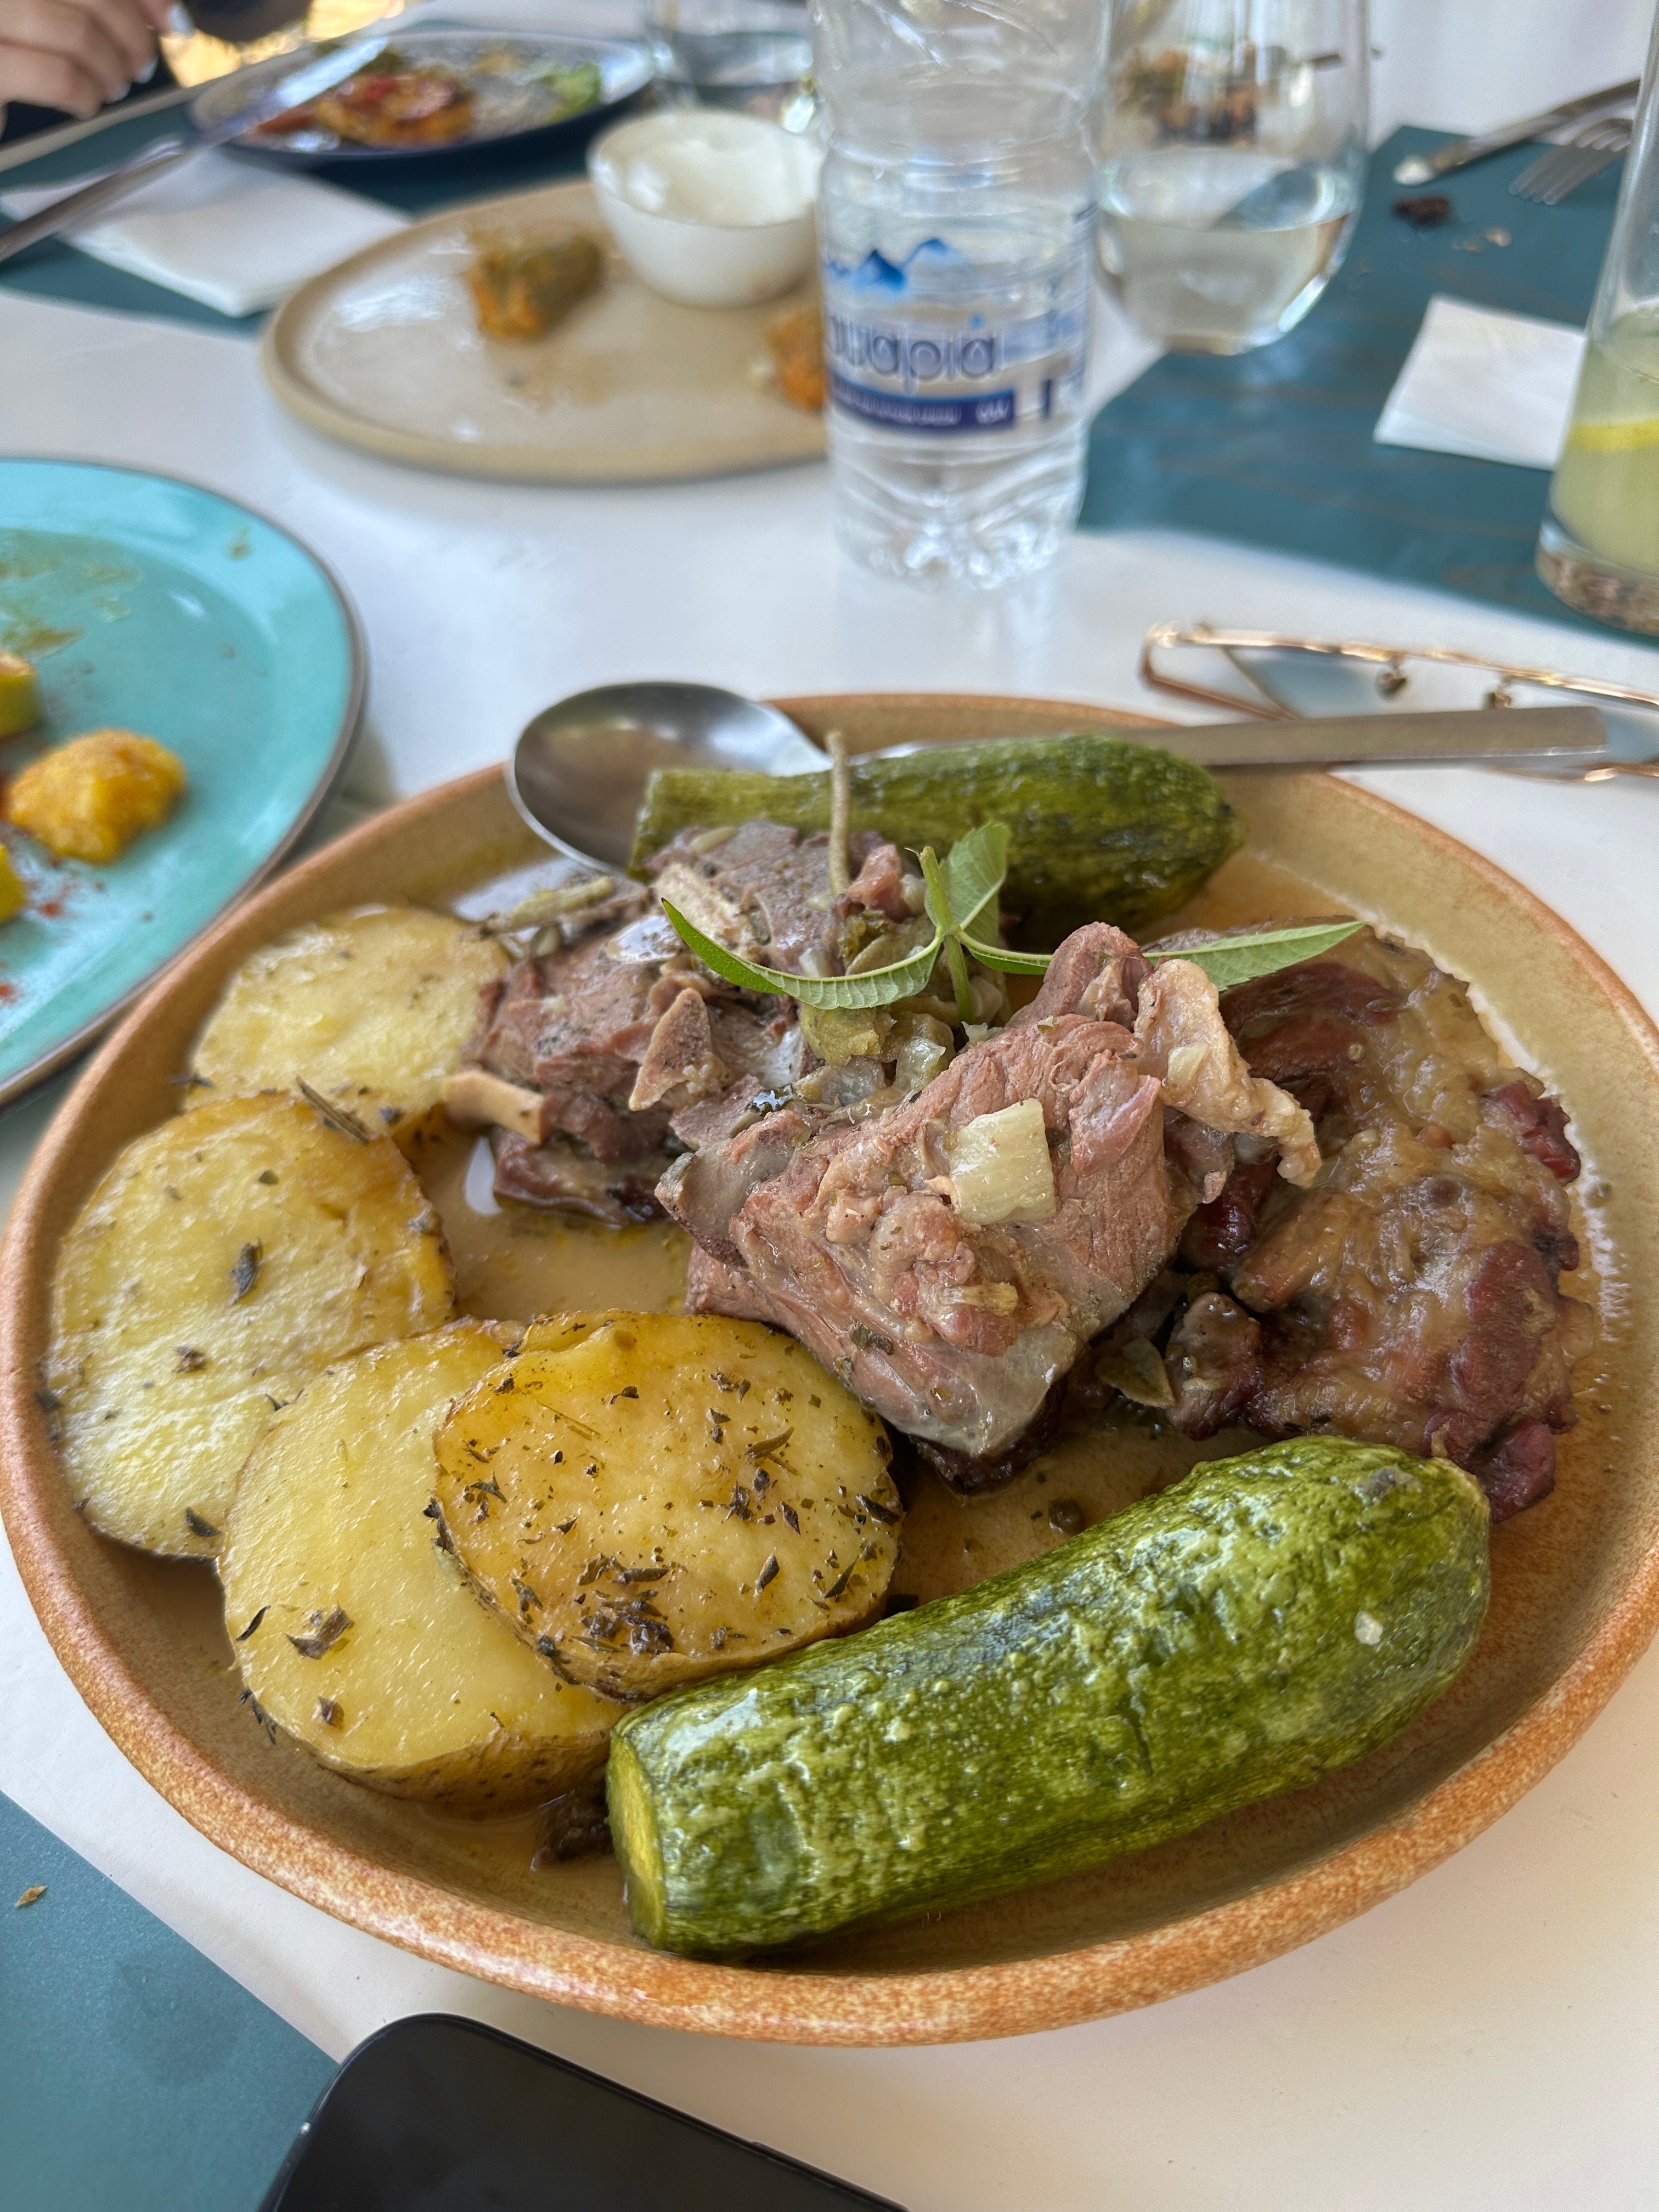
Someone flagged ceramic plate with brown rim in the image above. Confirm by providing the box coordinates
[263,179,825,485]
[3,693,1656,2046]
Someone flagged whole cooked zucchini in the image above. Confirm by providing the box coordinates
[628,733,1244,944]
[608,1439,1489,1956]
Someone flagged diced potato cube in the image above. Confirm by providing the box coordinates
[0,845,25,924]
[8,729,185,864]
[947,1097,1057,1226]
[0,653,41,739]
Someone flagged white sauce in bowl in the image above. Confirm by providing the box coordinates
[600,112,819,230]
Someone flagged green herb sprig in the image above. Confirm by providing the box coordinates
[659,822,1360,1013]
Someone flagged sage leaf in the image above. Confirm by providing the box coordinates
[1147,918,1362,991]
[660,901,943,1009]
[957,932,1052,976]
[940,822,1008,938]
[917,846,977,1023]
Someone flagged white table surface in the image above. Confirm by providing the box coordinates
[5,5,1659,2205]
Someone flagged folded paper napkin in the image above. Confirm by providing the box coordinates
[1372,293,1587,471]
[1,151,406,318]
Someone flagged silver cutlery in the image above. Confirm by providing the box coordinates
[0,32,386,268]
[1510,116,1633,205]
[1119,704,1609,771]
[0,81,196,179]
[1392,78,1639,187]
[510,682,822,865]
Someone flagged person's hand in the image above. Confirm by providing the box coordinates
[0,0,175,126]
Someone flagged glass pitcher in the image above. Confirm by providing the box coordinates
[1538,4,1659,631]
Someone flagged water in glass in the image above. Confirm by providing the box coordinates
[646,0,812,108]
[1093,0,1367,354]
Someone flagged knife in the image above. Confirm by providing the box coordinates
[1139,704,1609,770]
[0,33,387,268]
[1392,80,1640,187]
[0,82,197,179]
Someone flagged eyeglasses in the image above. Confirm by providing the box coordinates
[1140,623,1659,778]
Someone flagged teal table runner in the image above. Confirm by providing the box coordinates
[2,1788,333,2211]
[1080,125,1634,637]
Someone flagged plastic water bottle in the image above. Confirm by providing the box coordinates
[810,0,1105,589]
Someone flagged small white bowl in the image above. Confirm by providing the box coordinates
[588,110,821,310]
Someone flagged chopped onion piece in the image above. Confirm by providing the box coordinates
[893,1013,952,1094]
[947,1098,1056,1226]
[1164,1041,1210,1096]
[1095,1336,1174,1409]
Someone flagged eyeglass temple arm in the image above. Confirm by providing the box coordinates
[1139,622,1659,716]
[1138,626,1300,720]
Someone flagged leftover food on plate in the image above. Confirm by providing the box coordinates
[7,727,185,864]
[270,59,476,149]
[41,728,1597,1956]
[764,303,826,412]
[0,652,41,739]
[255,44,605,155]
[0,849,24,925]
[522,58,603,120]
[466,234,605,343]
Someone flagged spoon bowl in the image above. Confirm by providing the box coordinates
[507,680,822,868]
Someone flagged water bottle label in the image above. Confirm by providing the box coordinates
[821,236,1091,437]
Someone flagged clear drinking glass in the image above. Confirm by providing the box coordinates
[1538,5,1659,632]
[645,0,813,113]
[1092,0,1368,355]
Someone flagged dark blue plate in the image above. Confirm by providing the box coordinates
[199,29,653,176]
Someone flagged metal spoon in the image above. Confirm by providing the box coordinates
[507,680,822,868]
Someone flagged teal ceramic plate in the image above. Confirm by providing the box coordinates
[0,459,363,1107]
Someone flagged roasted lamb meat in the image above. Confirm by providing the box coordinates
[448,827,923,1222]
[447,822,1591,1527]
[1156,929,1594,1520]
[678,924,1318,1471]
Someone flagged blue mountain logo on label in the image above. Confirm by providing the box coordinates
[826,239,970,293]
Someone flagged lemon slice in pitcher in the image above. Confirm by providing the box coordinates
[1566,416,1659,453]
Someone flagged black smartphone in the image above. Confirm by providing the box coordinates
[259,2013,906,2211]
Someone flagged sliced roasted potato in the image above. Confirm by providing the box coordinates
[47,1093,455,1558]
[434,1312,900,1702]
[187,906,509,1153]
[222,1323,619,1809]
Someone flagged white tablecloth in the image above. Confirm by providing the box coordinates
[4,5,1659,2204]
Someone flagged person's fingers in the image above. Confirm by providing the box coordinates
[56,0,159,84]
[0,35,108,115]
[1,0,133,103]
[131,0,183,36]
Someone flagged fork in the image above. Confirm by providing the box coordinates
[1510,116,1633,204]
